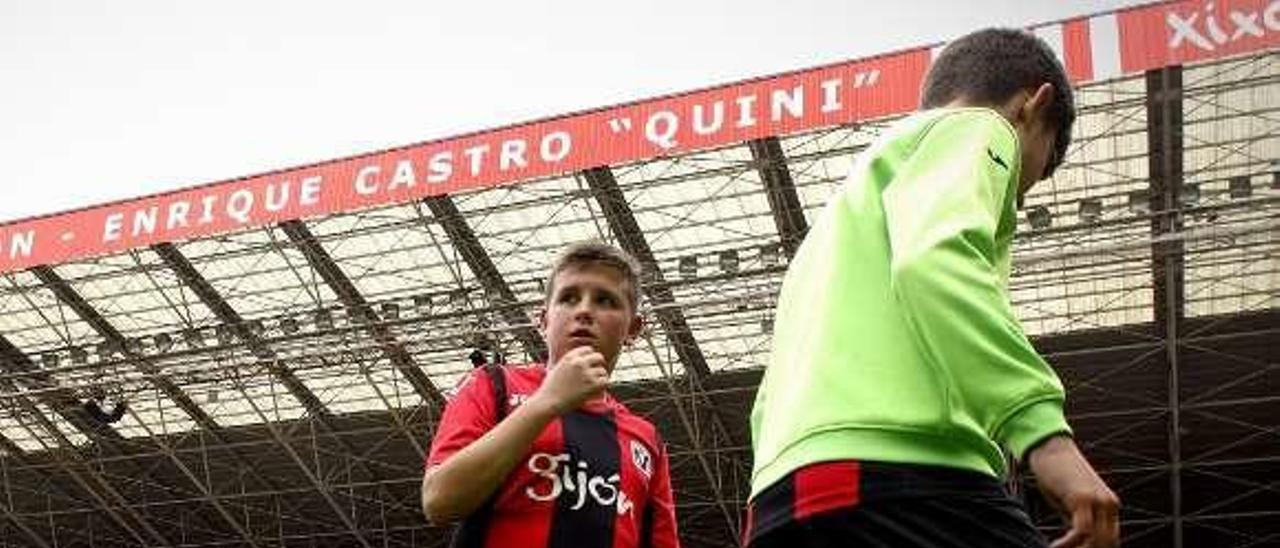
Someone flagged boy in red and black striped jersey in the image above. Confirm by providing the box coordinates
[423,241,680,548]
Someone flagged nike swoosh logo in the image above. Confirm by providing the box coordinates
[987,148,1009,170]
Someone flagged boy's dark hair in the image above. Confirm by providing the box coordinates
[544,241,642,310]
[922,28,1075,178]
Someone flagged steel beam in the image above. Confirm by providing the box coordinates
[581,166,714,379]
[278,220,445,407]
[642,334,739,543]
[152,242,331,418]
[1146,65,1186,548]
[422,196,548,361]
[748,137,809,258]
[0,442,52,548]
[0,370,173,546]
[152,242,379,548]
[30,265,266,548]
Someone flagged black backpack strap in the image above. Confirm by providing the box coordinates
[450,363,508,548]
[486,362,508,422]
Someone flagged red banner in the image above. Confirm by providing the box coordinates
[1118,0,1280,73]
[1,0,1276,274]
[0,51,928,272]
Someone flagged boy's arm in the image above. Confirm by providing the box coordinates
[422,380,558,525]
[1030,436,1120,548]
[880,110,1069,459]
[421,347,609,524]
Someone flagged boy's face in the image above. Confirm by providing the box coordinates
[539,264,641,373]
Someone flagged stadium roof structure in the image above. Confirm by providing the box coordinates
[0,1,1276,547]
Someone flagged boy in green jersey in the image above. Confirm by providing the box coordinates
[745,29,1119,548]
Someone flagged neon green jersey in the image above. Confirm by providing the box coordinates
[749,108,1070,499]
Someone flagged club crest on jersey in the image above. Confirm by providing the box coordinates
[630,440,652,479]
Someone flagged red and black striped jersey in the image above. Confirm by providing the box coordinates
[427,363,680,548]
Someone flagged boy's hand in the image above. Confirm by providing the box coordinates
[531,346,609,415]
[1029,435,1120,548]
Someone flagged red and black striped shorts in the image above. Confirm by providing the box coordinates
[743,461,1047,548]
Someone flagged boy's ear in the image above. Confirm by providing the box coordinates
[1020,82,1055,124]
[536,308,548,333]
[627,314,645,343]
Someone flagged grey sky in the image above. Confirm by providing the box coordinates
[0,0,1144,223]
